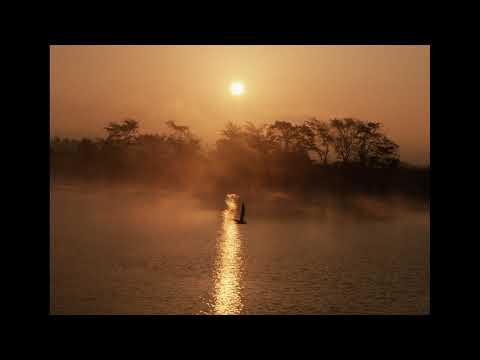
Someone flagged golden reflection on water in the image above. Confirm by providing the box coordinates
[212,194,244,315]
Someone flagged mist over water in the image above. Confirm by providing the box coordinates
[50,183,429,315]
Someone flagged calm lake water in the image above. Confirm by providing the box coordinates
[50,184,430,315]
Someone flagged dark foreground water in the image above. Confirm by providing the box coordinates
[50,184,429,315]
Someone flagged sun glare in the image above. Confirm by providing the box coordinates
[230,81,245,96]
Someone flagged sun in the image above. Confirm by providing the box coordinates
[230,81,245,96]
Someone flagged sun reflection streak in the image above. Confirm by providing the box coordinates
[212,194,243,315]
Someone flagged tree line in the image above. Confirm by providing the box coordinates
[216,118,400,168]
[50,117,428,197]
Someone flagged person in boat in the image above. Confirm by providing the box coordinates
[234,202,247,224]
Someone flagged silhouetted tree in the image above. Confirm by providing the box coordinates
[219,122,244,143]
[269,121,315,154]
[368,134,400,168]
[329,118,361,164]
[244,122,277,185]
[165,121,201,158]
[291,124,316,154]
[306,118,333,165]
[215,122,252,184]
[355,121,399,167]
[328,118,399,168]
[269,121,298,152]
[243,122,277,154]
[105,119,139,145]
[216,121,247,158]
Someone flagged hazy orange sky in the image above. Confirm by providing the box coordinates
[50,45,429,165]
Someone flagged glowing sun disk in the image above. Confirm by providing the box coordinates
[230,82,245,96]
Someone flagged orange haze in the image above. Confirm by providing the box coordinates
[50,45,429,165]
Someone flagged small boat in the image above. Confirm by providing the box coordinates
[234,202,247,224]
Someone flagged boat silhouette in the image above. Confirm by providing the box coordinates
[234,202,247,224]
